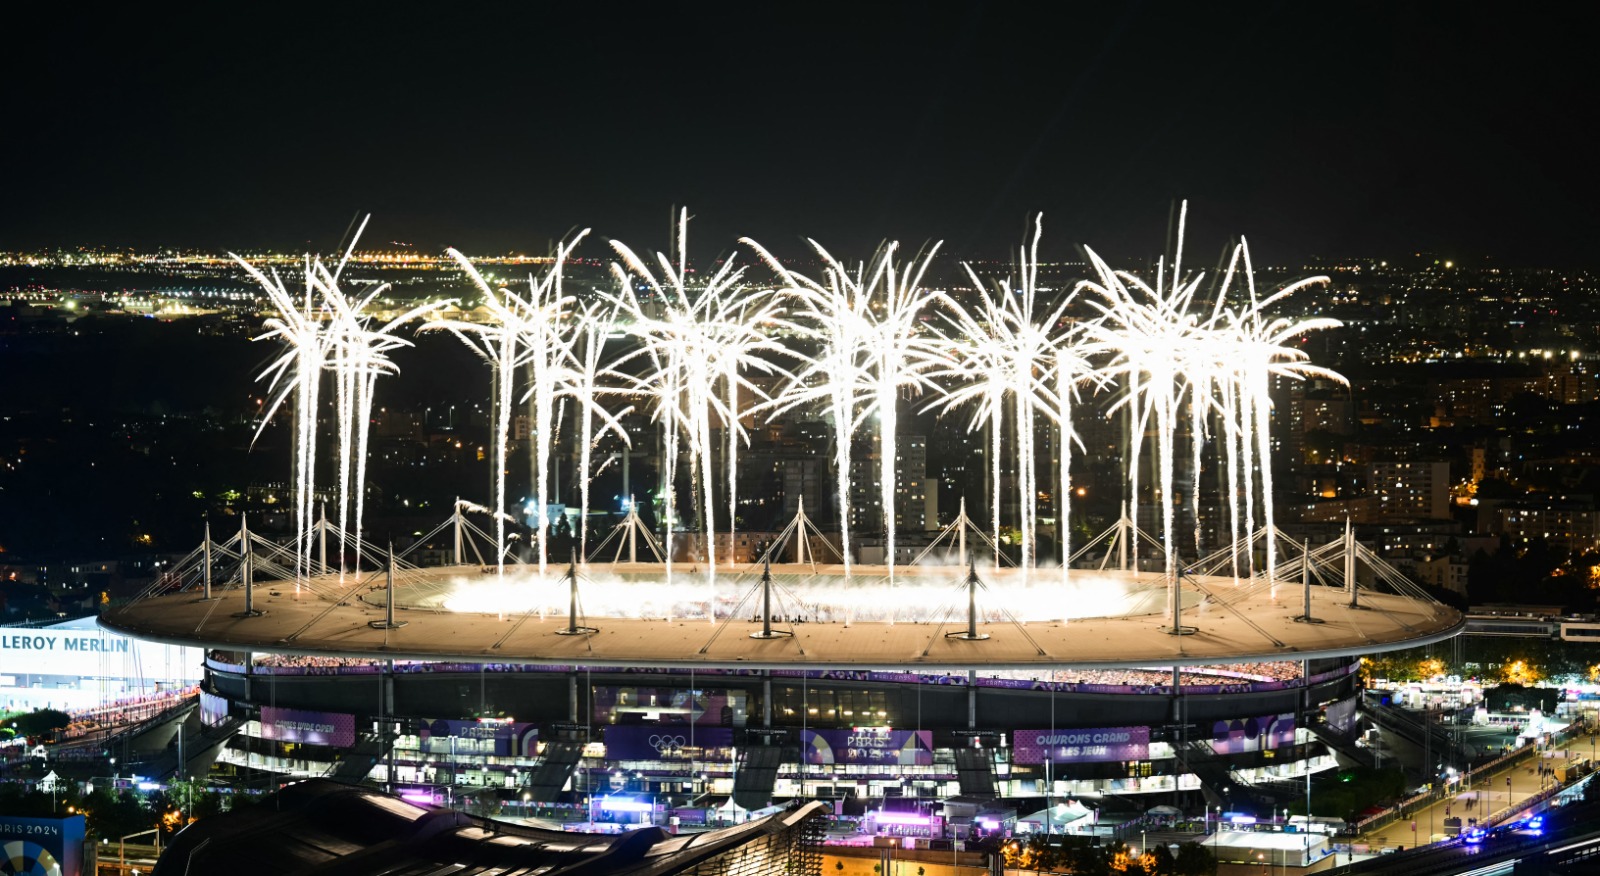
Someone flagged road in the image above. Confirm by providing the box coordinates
[1351,727,1597,854]
[1320,799,1600,876]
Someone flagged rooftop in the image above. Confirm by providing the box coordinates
[101,563,1463,670]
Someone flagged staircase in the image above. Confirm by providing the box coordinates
[732,745,787,810]
[326,729,393,783]
[524,741,586,803]
[953,748,997,799]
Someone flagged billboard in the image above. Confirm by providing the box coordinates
[419,719,538,756]
[801,728,933,766]
[1210,713,1295,755]
[259,706,356,748]
[605,726,735,761]
[1012,727,1150,764]
[0,617,203,711]
[0,814,85,876]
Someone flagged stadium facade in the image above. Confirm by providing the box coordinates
[101,528,1461,836]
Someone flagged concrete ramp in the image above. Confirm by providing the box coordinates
[953,748,996,798]
[327,729,393,783]
[524,741,585,803]
[732,745,787,811]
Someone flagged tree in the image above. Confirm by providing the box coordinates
[5,708,70,737]
[1172,842,1217,876]
[1150,844,1177,876]
[79,789,152,840]
[1065,842,1112,876]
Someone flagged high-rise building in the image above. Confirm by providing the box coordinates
[1368,460,1451,520]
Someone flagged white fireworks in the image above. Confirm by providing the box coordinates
[746,238,949,581]
[243,206,1346,618]
[610,210,789,608]
[929,215,1076,572]
[1076,202,1344,583]
[245,216,439,578]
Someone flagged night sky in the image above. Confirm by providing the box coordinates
[4,2,1594,265]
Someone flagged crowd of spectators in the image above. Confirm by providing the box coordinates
[1201,661,1302,682]
[251,654,383,675]
[979,661,1303,688]
[58,687,197,740]
[254,654,375,669]
[237,652,1304,690]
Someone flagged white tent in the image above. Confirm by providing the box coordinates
[714,798,749,824]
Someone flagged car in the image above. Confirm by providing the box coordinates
[1462,827,1488,844]
[1503,815,1544,836]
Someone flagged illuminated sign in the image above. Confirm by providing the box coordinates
[0,814,84,876]
[1012,727,1150,764]
[801,728,932,766]
[1209,713,1295,754]
[599,796,655,813]
[420,719,538,756]
[604,726,733,761]
[259,706,356,748]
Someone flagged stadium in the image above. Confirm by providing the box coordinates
[98,507,1461,863]
[91,215,1462,866]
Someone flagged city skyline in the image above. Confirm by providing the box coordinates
[7,5,1600,874]
[3,3,1596,267]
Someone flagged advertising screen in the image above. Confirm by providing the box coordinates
[0,814,85,876]
[604,726,735,761]
[800,728,933,765]
[1012,726,1151,764]
[1210,713,1295,754]
[419,719,538,756]
[259,706,356,748]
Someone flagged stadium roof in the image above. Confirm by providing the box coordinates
[101,564,1463,669]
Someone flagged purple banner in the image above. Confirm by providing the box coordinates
[1325,697,1359,735]
[802,729,933,766]
[420,719,538,756]
[199,690,230,727]
[1210,713,1295,754]
[259,705,355,748]
[1012,727,1150,764]
[605,726,734,761]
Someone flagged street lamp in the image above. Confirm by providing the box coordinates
[1044,755,1053,838]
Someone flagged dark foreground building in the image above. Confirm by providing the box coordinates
[154,779,826,876]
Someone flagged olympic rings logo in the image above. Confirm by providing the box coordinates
[649,734,689,756]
